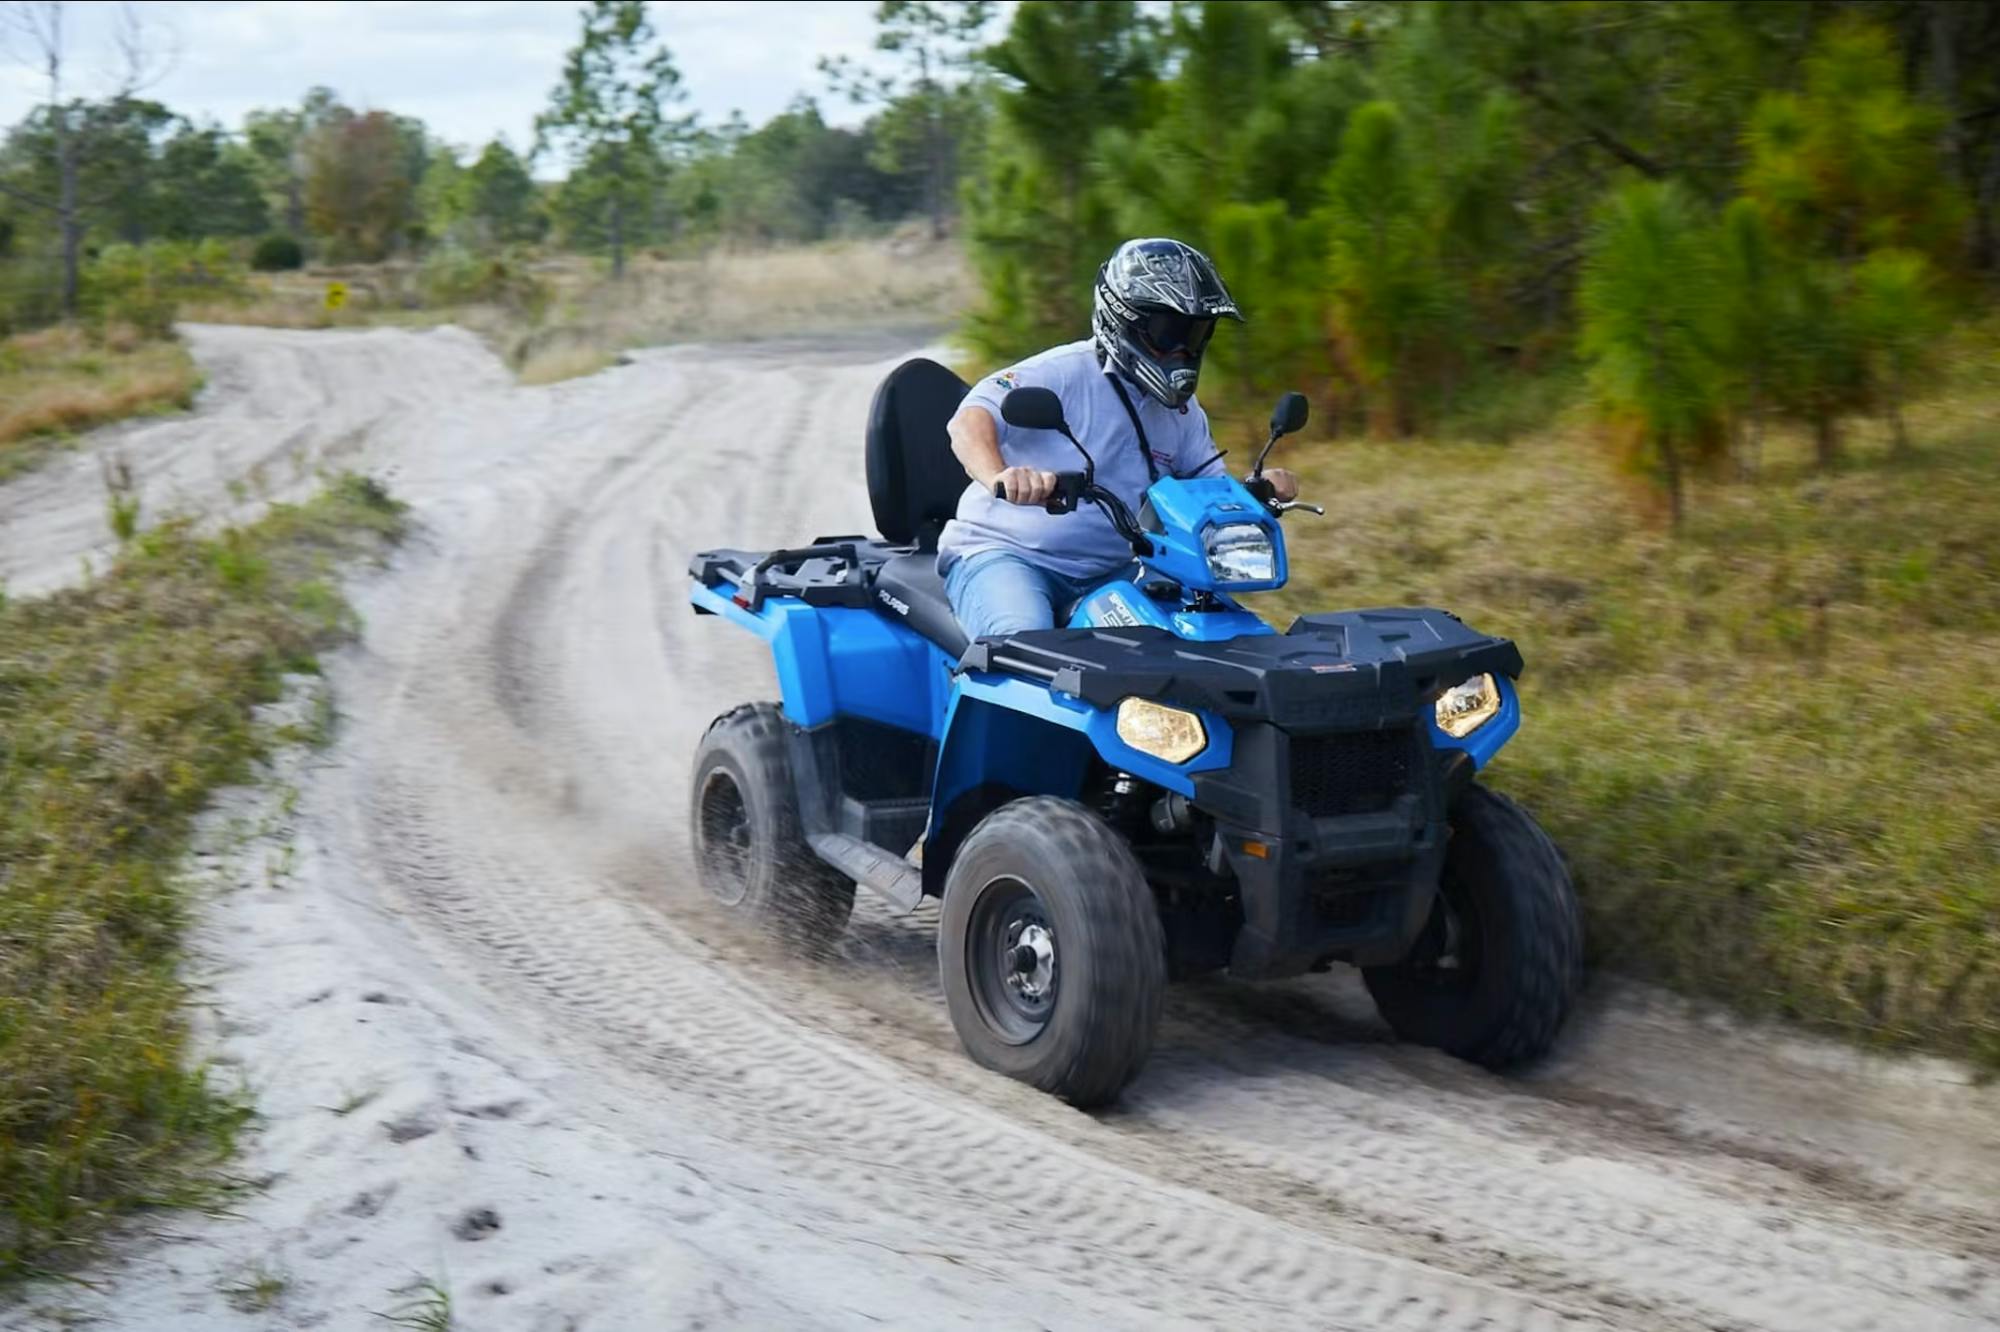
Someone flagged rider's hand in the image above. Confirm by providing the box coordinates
[994,466,1059,506]
[1264,467,1301,502]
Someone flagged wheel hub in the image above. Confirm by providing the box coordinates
[1005,921,1056,1003]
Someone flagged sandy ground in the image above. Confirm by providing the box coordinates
[3,324,1998,1331]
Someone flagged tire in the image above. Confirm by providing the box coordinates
[939,797,1166,1108]
[1363,783,1581,1068]
[690,703,854,954]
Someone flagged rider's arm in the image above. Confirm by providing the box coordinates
[949,405,1056,506]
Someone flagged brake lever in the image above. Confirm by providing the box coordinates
[1272,499,1325,518]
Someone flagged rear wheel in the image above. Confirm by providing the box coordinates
[939,797,1166,1107]
[1363,783,1581,1068]
[690,704,854,954]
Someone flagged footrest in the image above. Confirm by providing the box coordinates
[809,833,924,914]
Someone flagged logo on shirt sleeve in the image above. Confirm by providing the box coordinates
[992,370,1021,391]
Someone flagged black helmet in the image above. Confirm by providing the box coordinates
[1093,237,1243,409]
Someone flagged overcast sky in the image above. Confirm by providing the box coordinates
[0,1,900,156]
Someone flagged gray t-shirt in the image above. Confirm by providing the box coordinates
[938,340,1226,579]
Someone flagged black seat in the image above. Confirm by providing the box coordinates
[866,357,971,549]
[873,552,968,658]
[863,358,975,656]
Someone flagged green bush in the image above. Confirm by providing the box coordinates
[416,245,549,316]
[249,234,305,272]
[84,240,245,338]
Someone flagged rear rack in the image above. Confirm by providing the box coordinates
[689,537,904,612]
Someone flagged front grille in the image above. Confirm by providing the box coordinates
[1309,876,1395,930]
[1288,728,1414,817]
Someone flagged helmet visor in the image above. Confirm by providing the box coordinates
[1142,310,1216,358]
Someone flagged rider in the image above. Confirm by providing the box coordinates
[939,238,1300,641]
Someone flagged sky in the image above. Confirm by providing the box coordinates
[0,1,895,156]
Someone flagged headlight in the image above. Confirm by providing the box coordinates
[1204,522,1276,584]
[1116,698,1207,763]
[1434,674,1502,738]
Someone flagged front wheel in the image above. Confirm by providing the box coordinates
[1363,783,1581,1068]
[939,798,1166,1107]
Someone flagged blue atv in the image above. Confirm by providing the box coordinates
[689,358,1581,1106]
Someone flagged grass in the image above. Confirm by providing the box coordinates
[1243,328,2000,1069]
[216,1257,290,1312]
[375,1272,453,1330]
[0,325,201,480]
[189,232,973,386]
[0,473,407,1282]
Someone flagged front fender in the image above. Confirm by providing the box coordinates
[921,672,1233,895]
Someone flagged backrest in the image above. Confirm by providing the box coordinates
[866,357,971,548]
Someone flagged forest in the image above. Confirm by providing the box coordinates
[3,1,1996,519]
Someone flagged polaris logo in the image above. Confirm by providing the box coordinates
[878,589,910,616]
[1095,594,1141,628]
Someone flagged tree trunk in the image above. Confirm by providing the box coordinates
[1976,127,2000,274]
[921,48,946,243]
[1659,429,1684,531]
[1888,366,1909,456]
[1747,395,1765,480]
[927,122,946,241]
[610,191,626,280]
[58,110,79,318]
[1813,412,1841,469]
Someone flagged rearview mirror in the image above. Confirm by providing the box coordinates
[1001,386,1067,433]
[1271,391,1309,438]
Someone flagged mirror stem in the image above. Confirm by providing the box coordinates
[1060,426,1094,482]
[1250,428,1280,479]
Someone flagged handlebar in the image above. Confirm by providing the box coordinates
[1245,473,1322,519]
[992,470,1147,555]
[992,470,1089,514]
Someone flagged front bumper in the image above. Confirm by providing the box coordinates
[1193,721,1467,979]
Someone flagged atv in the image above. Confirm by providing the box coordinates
[688,357,1581,1106]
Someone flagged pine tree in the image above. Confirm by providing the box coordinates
[1851,248,1947,456]
[1578,179,1723,528]
[534,0,690,278]
[964,0,1155,360]
[1324,101,1449,436]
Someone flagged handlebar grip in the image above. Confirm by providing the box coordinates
[993,482,1006,499]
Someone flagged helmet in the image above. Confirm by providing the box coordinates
[1092,237,1243,409]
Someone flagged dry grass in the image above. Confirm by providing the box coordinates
[0,326,201,479]
[515,341,620,386]
[188,235,973,386]
[1235,327,2000,1068]
[558,234,972,344]
[0,475,407,1282]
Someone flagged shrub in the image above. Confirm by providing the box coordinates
[84,240,247,339]
[250,234,305,272]
[416,245,549,316]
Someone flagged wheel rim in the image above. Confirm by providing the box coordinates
[694,769,753,906]
[1408,866,1481,993]
[965,876,1058,1044]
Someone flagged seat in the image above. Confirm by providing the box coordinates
[873,552,969,658]
[863,358,975,656]
[866,357,971,549]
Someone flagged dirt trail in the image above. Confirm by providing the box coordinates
[4,326,1996,1331]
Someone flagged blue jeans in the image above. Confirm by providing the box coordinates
[944,550,1136,641]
